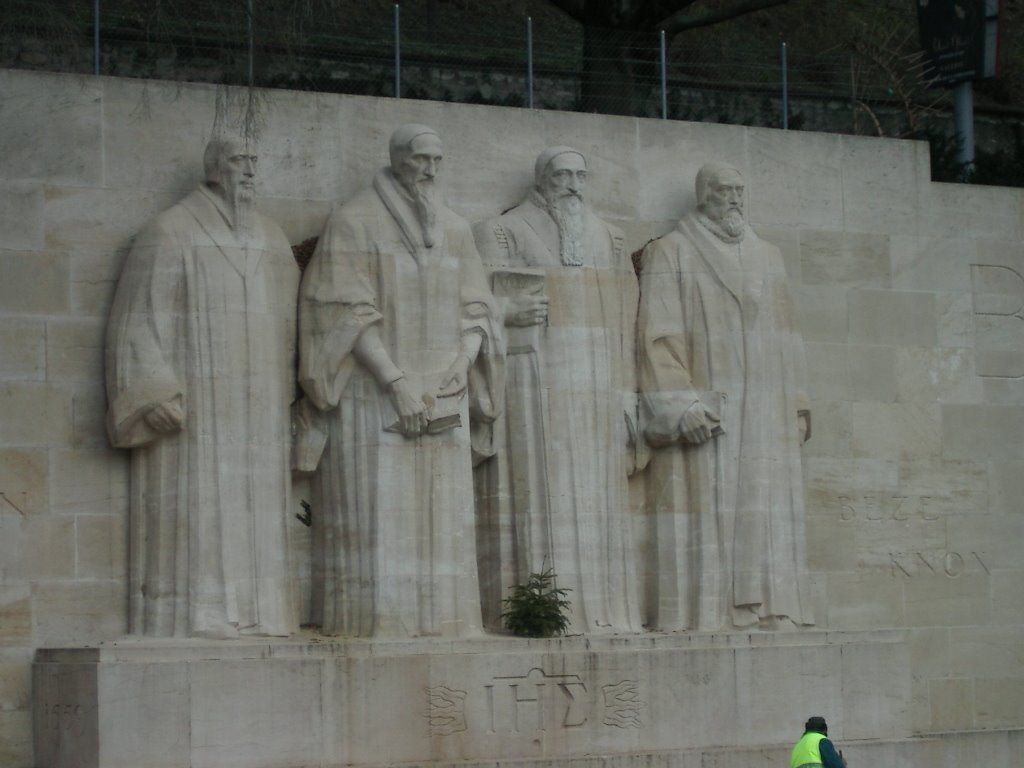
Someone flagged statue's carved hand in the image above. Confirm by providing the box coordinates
[438,355,470,399]
[389,377,428,438]
[678,401,721,445]
[143,399,185,434]
[506,293,549,327]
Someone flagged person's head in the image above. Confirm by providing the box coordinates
[534,147,587,206]
[804,716,828,736]
[389,124,443,196]
[534,147,588,266]
[696,162,745,237]
[204,137,257,203]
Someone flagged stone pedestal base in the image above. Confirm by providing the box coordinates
[34,630,909,768]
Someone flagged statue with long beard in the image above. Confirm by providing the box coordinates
[472,146,642,634]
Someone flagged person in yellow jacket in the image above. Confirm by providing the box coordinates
[790,716,847,768]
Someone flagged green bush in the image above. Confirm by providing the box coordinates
[501,568,572,638]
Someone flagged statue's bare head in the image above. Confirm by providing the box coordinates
[389,124,443,197]
[204,137,257,232]
[696,162,745,237]
[389,124,442,245]
[204,137,257,202]
[534,146,587,206]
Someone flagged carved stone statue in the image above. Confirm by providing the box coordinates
[105,137,300,638]
[637,162,814,631]
[473,147,642,633]
[298,124,503,638]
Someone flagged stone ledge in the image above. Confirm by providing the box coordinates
[34,630,910,768]
[34,626,906,662]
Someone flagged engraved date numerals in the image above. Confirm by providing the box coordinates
[43,703,86,738]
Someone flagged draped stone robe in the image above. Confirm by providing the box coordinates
[106,185,300,638]
[637,213,813,631]
[299,169,503,638]
[474,194,642,633]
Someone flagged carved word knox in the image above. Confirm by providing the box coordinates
[889,551,990,578]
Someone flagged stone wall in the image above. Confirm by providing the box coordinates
[2,68,1023,767]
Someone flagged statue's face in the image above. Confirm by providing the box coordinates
[702,169,744,224]
[394,134,443,192]
[541,153,587,204]
[214,141,258,200]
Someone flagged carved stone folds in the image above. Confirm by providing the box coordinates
[104,134,815,642]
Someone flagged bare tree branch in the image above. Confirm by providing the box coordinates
[853,99,885,136]
[659,0,792,36]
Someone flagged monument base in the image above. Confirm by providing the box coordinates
[34,630,909,768]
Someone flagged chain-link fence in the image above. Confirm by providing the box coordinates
[0,0,954,136]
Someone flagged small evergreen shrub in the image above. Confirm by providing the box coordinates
[501,568,572,638]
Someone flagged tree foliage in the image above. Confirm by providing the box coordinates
[501,569,572,638]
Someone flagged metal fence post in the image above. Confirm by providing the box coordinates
[781,41,789,130]
[527,16,534,109]
[94,0,100,75]
[660,30,668,119]
[953,81,976,180]
[247,0,254,87]
[394,4,401,98]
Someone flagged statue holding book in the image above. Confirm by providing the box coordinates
[636,162,814,631]
[472,146,642,633]
[298,124,504,638]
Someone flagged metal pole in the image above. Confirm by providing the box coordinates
[781,41,788,130]
[850,53,857,133]
[659,29,668,119]
[247,0,254,87]
[394,4,401,99]
[94,0,100,76]
[953,81,976,181]
[527,16,534,109]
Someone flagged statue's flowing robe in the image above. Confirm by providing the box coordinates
[299,170,502,638]
[637,213,813,630]
[106,185,300,638]
[474,195,642,633]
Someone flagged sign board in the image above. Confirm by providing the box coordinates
[917,0,1000,87]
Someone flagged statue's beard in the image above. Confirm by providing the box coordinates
[545,193,585,266]
[232,185,256,236]
[701,206,746,242]
[412,180,438,247]
[718,208,745,238]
